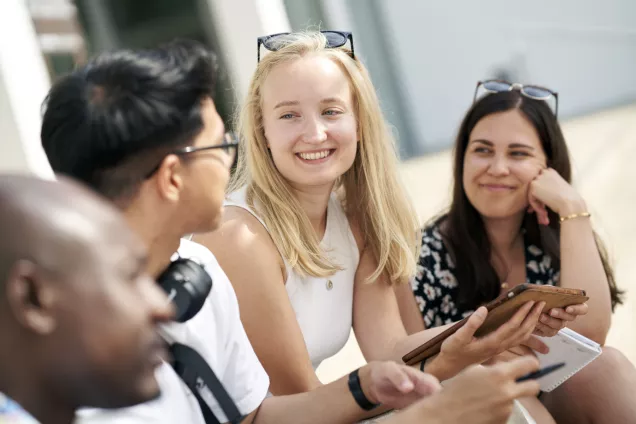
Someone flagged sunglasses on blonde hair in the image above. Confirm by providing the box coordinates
[257,30,354,62]
[474,80,559,117]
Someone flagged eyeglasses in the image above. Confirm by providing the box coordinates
[145,132,239,179]
[257,30,354,62]
[473,80,559,117]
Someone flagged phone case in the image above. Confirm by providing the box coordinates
[402,284,588,366]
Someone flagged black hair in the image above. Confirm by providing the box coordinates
[41,39,218,201]
[443,90,623,310]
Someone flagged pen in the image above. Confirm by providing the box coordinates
[516,362,565,383]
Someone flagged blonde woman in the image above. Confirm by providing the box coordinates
[195,31,550,407]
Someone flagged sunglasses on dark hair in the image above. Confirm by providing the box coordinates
[145,132,239,179]
[257,30,354,62]
[473,80,559,117]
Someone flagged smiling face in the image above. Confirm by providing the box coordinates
[462,108,548,220]
[260,54,358,190]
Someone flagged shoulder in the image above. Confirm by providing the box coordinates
[420,219,449,258]
[414,219,458,287]
[223,204,272,239]
[346,216,366,254]
[194,206,285,276]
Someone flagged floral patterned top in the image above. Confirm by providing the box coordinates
[411,220,560,329]
[0,393,39,423]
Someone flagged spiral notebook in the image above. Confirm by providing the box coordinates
[535,328,602,392]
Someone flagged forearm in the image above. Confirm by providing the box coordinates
[394,283,426,335]
[420,353,465,382]
[253,367,389,424]
[559,208,612,343]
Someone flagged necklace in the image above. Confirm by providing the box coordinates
[492,248,513,289]
[493,233,522,290]
[500,270,511,290]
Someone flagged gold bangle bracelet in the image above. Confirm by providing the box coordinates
[559,212,591,223]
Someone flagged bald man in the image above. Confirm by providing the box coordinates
[0,174,174,424]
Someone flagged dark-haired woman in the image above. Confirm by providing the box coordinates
[398,85,636,423]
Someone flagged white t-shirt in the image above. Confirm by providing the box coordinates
[75,239,269,424]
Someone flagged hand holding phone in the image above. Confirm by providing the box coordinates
[423,300,544,381]
[404,284,588,368]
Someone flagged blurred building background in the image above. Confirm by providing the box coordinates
[1,0,635,378]
[5,0,636,159]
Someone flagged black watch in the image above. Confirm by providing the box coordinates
[348,368,380,411]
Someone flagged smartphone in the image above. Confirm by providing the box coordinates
[402,284,588,366]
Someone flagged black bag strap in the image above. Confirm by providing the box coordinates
[170,343,245,424]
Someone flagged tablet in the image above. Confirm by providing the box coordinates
[402,284,588,366]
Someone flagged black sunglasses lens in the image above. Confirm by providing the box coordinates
[483,80,512,92]
[260,32,349,54]
[261,34,289,51]
[522,86,552,99]
[323,31,347,48]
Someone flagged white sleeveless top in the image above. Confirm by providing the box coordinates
[226,187,360,370]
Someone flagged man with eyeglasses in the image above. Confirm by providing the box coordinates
[40,38,539,424]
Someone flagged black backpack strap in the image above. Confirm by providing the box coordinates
[170,343,246,424]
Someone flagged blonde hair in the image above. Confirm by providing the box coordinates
[230,32,420,284]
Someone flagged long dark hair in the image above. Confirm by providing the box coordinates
[442,90,624,311]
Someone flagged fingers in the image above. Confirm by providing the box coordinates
[552,305,584,320]
[505,301,536,330]
[503,301,540,340]
[565,303,588,317]
[521,302,545,332]
[537,305,587,336]
[472,301,535,358]
[540,312,566,330]
[479,301,533,348]
[547,308,576,322]
[499,355,540,380]
[508,345,536,357]
[528,170,550,226]
[403,367,442,396]
[480,301,543,357]
[534,322,559,338]
[509,302,544,347]
[515,380,542,399]
[527,194,542,215]
[454,307,488,343]
[487,356,541,398]
[374,365,442,411]
[529,197,549,226]
[522,335,550,355]
[384,363,415,393]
